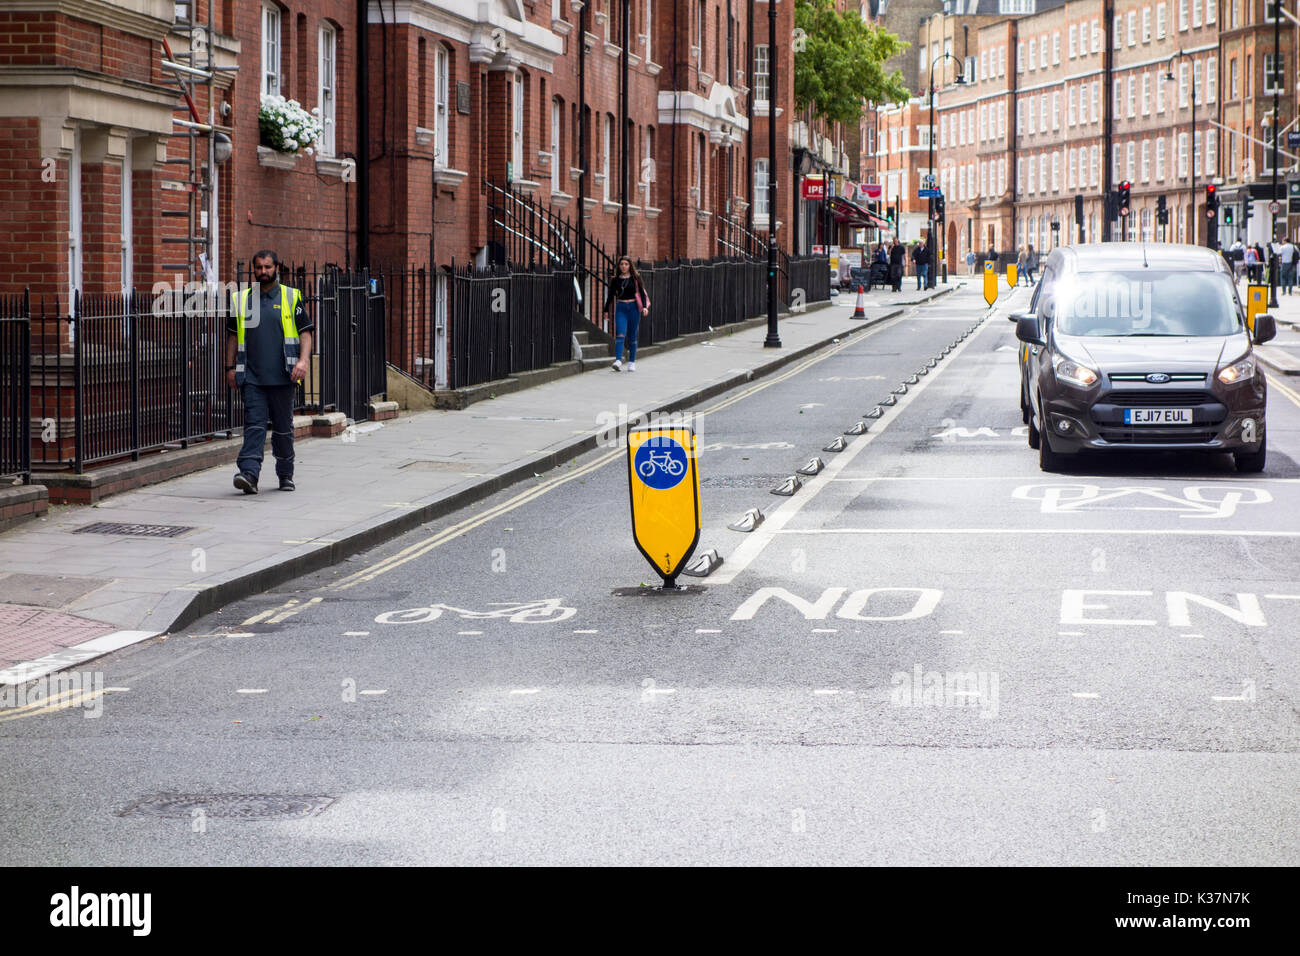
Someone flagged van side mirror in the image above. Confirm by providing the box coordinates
[1015,314,1044,346]
[1007,310,1029,323]
[1253,313,1277,345]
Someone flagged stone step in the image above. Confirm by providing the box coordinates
[580,342,609,360]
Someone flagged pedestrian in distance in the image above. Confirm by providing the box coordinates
[965,249,976,275]
[225,249,313,494]
[1275,235,1298,294]
[1025,244,1037,285]
[914,238,931,290]
[1016,246,1028,286]
[1244,244,1260,283]
[604,255,650,372]
[888,238,905,292]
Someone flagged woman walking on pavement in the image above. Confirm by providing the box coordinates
[604,256,650,372]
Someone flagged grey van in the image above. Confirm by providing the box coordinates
[1013,243,1276,472]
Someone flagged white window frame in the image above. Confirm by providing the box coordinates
[318,23,338,157]
[1157,2,1167,38]
[1069,23,1077,58]
[1141,72,1150,114]
[513,73,525,180]
[1156,135,1166,180]
[1141,139,1150,182]
[551,97,562,192]
[753,156,769,220]
[1265,53,1285,94]
[435,45,449,164]
[261,2,281,98]
[754,44,770,106]
[1142,6,1151,41]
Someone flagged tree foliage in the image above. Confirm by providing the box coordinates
[792,0,911,125]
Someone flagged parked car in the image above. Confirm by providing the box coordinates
[1011,243,1275,472]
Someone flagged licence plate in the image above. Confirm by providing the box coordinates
[1124,408,1194,425]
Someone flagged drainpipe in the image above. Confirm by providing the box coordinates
[357,0,370,268]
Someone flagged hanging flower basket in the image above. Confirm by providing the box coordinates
[258,94,323,155]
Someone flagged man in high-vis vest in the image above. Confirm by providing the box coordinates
[224,249,313,494]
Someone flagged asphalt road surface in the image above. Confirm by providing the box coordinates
[5,282,1299,865]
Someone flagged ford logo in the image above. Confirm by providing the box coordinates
[1146,373,1171,384]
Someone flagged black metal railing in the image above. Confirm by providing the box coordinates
[447,262,576,389]
[786,254,832,306]
[29,291,242,472]
[631,257,768,346]
[0,292,31,482]
[235,263,389,421]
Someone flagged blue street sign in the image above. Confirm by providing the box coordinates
[1288,131,1300,148]
[918,188,942,198]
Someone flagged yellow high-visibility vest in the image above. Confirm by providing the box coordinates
[234,284,302,386]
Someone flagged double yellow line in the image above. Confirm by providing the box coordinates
[329,320,896,591]
[0,687,103,722]
[1267,372,1300,409]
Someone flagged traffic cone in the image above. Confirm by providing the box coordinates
[852,285,867,319]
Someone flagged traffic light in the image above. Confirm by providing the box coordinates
[1244,200,1254,222]
[886,206,896,225]
[1224,205,1235,226]
[1205,183,1218,221]
[1157,194,1169,226]
[1118,181,1131,217]
[1267,0,1282,20]
[934,194,945,219]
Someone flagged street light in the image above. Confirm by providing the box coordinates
[1164,50,1197,247]
[764,0,780,348]
[927,52,965,287]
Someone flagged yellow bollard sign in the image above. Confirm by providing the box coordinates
[1006,264,1018,288]
[983,260,998,306]
[1245,285,1268,335]
[627,424,701,588]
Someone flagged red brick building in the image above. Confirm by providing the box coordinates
[0,0,810,299]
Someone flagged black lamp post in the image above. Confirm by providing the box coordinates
[927,52,965,289]
[764,0,780,347]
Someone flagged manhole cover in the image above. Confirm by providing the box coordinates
[700,474,787,489]
[74,522,195,538]
[117,793,336,819]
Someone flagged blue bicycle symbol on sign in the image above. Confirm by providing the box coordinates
[634,438,689,490]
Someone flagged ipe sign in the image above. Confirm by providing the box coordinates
[801,176,826,201]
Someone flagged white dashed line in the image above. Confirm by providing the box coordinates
[812,628,838,633]
[695,628,723,634]
[1072,692,1100,699]
[458,631,484,636]
[223,632,257,638]
[104,687,131,693]
[939,630,964,635]
[1211,694,1250,702]
[813,688,841,695]
[359,689,387,696]
[572,629,599,634]
[1059,631,1085,637]
[509,688,541,695]
[1181,634,1204,638]
[344,631,370,636]
[236,688,268,694]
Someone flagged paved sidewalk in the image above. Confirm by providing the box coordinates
[1245,277,1300,375]
[0,283,965,682]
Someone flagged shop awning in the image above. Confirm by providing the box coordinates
[829,195,890,230]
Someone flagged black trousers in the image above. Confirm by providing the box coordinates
[237,382,295,480]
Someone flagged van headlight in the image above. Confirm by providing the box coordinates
[1054,355,1098,388]
[1217,357,1256,384]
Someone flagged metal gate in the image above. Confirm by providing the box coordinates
[316,268,387,422]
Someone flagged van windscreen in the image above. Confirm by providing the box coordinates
[1053,271,1241,337]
